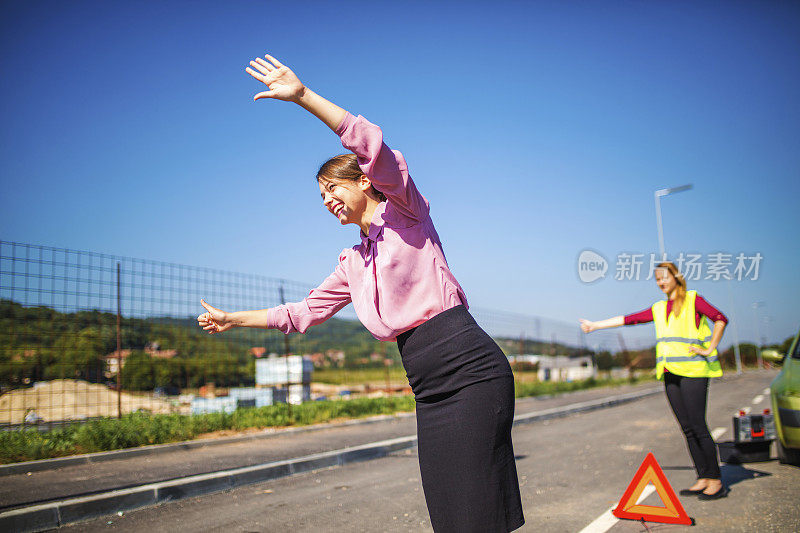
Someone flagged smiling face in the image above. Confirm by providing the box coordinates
[655,267,677,296]
[318,177,369,226]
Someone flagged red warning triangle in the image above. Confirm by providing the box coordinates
[612,452,693,525]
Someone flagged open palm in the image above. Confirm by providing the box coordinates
[245,54,304,102]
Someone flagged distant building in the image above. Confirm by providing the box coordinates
[309,352,327,367]
[145,346,177,359]
[11,349,36,363]
[508,354,597,382]
[537,355,596,382]
[307,350,346,368]
[508,354,540,365]
[103,350,132,376]
[103,345,177,376]
[250,347,267,358]
[255,355,312,386]
[326,350,345,366]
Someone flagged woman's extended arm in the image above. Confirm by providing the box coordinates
[245,54,346,132]
[198,257,352,335]
[197,300,268,334]
[579,316,625,333]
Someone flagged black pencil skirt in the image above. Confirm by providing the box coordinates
[396,305,525,533]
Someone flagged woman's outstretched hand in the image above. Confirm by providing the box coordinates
[246,54,305,102]
[579,319,596,333]
[197,299,234,334]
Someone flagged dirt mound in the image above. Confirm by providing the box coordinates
[0,379,174,424]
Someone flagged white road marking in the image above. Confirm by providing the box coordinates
[753,395,764,405]
[712,427,726,440]
[763,388,770,395]
[578,485,657,533]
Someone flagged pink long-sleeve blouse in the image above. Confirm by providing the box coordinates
[265,112,467,341]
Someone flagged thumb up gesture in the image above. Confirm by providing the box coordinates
[197,299,234,334]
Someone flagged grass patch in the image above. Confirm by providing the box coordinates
[0,375,652,464]
[514,374,654,398]
[312,367,408,385]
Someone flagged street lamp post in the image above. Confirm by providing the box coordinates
[752,301,765,369]
[654,184,693,258]
[726,279,743,375]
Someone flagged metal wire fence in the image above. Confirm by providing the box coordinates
[0,240,650,429]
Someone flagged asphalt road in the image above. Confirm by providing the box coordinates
[61,370,798,532]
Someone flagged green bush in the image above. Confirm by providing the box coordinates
[0,426,78,463]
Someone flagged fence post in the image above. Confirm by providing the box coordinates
[383,341,390,391]
[116,262,122,419]
[279,284,292,417]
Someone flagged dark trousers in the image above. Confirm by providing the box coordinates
[664,372,721,479]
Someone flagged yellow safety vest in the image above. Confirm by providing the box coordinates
[652,290,722,380]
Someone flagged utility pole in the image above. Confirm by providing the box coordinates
[654,184,692,258]
[383,341,391,392]
[726,279,743,374]
[752,302,765,369]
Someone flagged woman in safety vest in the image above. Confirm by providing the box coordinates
[579,261,729,500]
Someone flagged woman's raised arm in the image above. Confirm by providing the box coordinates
[245,54,346,132]
[246,53,429,222]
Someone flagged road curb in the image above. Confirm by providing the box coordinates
[0,386,663,532]
[512,386,662,427]
[0,435,417,533]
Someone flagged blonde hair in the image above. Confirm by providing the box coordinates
[656,261,687,317]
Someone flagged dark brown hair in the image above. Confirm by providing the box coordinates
[656,261,687,317]
[316,154,387,202]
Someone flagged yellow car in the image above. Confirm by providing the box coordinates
[770,328,800,465]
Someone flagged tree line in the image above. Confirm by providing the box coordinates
[3,300,790,392]
[0,299,400,391]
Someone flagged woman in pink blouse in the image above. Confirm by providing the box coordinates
[197,54,524,532]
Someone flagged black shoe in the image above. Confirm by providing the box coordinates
[679,488,706,496]
[697,485,729,500]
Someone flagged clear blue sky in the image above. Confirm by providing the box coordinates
[1,1,798,348]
